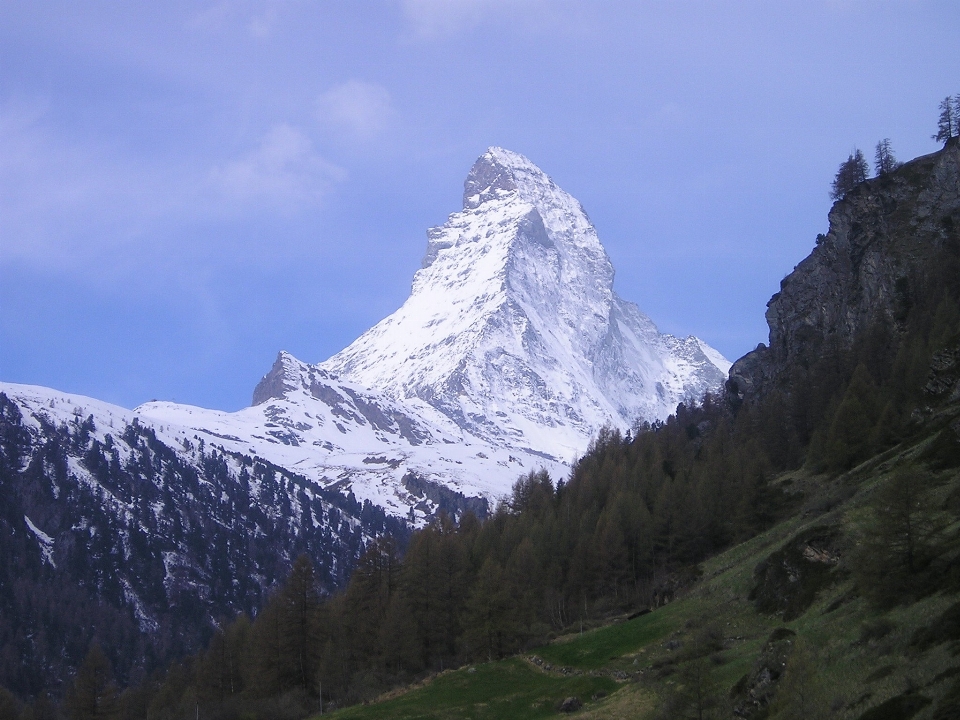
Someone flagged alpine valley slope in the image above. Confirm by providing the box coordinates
[136,147,729,520]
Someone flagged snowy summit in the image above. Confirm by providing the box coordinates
[321,147,730,461]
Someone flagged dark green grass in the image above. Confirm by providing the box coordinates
[535,605,679,670]
[324,659,617,719]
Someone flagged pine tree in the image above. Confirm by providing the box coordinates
[819,363,883,471]
[278,554,323,694]
[874,138,900,176]
[0,687,21,720]
[933,95,958,143]
[768,639,827,719]
[462,558,515,662]
[656,650,725,719]
[64,645,120,720]
[854,467,949,606]
[830,149,869,200]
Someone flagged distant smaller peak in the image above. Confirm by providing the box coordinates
[252,350,304,406]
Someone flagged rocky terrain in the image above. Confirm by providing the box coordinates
[729,138,960,402]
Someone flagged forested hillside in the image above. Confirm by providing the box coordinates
[0,398,407,704]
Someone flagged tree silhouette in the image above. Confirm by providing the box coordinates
[933,95,959,143]
[278,554,323,694]
[64,645,120,720]
[874,138,900,176]
[830,149,869,200]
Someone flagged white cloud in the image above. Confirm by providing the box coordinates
[315,81,393,141]
[188,0,280,38]
[0,101,338,273]
[401,0,490,37]
[210,123,344,208]
[400,0,546,39]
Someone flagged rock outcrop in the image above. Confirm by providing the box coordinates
[729,138,960,402]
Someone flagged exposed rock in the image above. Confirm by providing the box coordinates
[558,696,582,713]
[729,140,960,404]
[401,472,489,520]
[252,351,296,405]
[924,343,960,400]
[730,628,796,718]
[750,526,842,621]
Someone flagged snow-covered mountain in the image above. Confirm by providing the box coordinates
[134,352,546,523]
[0,147,729,688]
[133,148,728,520]
[3,148,728,530]
[114,147,727,521]
[322,147,729,461]
[0,383,405,693]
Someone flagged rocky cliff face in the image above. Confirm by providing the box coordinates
[729,139,960,401]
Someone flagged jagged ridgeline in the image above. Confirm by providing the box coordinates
[81,140,960,717]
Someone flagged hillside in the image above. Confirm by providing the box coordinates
[296,139,960,719]
[314,392,960,719]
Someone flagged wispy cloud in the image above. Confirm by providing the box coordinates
[189,0,282,39]
[399,0,548,39]
[315,81,394,141]
[0,99,339,273]
[209,123,345,210]
[401,0,492,38]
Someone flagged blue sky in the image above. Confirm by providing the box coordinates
[2,1,958,411]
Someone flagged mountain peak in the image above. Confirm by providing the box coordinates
[321,149,730,460]
[462,147,547,210]
[463,147,583,213]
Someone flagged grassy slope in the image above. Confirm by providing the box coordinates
[320,413,960,720]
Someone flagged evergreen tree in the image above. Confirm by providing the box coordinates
[195,614,250,702]
[657,652,724,720]
[812,363,883,471]
[854,467,949,606]
[934,95,958,143]
[462,558,515,662]
[874,138,900,176]
[278,555,323,694]
[65,645,120,720]
[831,149,869,200]
[768,639,826,720]
[0,687,20,720]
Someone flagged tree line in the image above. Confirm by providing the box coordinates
[831,93,959,200]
